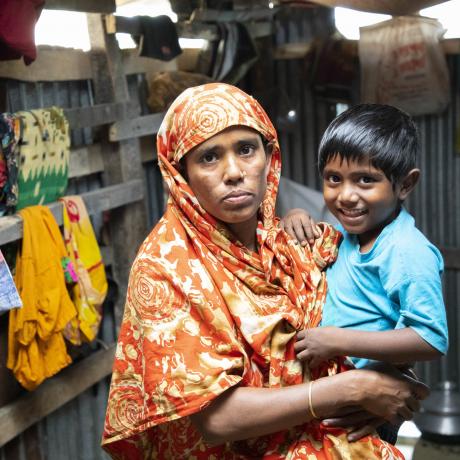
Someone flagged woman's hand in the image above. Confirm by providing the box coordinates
[294,327,340,368]
[190,363,428,445]
[344,365,428,425]
[321,407,386,442]
[280,208,320,246]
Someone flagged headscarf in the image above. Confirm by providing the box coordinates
[102,83,403,459]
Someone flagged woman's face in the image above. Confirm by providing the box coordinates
[184,126,271,231]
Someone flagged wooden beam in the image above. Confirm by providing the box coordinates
[87,13,148,327]
[106,14,220,41]
[44,0,116,13]
[0,47,93,82]
[192,7,278,22]
[0,344,116,447]
[69,143,105,178]
[306,0,445,15]
[0,47,180,82]
[0,179,144,246]
[109,112,165,141]
[64,101,137,129]
[177,22,219,41]
[440,247,460,271]
[107,15,272,42]
[121,48,178,75]
[0,202,61,247]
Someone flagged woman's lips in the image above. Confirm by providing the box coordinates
[222,190,253,206]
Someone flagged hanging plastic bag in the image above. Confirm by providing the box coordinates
[359,16,450,116]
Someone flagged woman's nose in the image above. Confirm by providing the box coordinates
[223,154,244,183]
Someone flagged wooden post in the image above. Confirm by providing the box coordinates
[87,13,148,326]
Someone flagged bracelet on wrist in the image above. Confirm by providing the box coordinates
[308,381,319,419]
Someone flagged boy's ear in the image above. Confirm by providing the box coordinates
[398,168,420,200]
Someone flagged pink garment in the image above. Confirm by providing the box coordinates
[0,0,45,64]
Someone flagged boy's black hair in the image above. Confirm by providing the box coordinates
[318,104,419,184]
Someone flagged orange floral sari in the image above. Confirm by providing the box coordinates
[102,83,404,459]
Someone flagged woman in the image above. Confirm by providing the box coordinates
[102,83,426,459]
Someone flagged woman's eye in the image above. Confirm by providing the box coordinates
[200,152,217,164]
[240,145,255,155]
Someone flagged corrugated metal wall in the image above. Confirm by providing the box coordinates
[1,6,459,458]
[0,79,114,460]
[0,73,166,460]
[408,56,460,387]
[250,7,460,389]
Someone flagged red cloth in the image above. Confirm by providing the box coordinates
[0,0,45,65]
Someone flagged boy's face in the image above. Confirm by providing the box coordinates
[322,155,406,250]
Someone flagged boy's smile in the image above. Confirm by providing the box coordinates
[323,155,406,252]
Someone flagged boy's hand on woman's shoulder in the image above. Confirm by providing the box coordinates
[280,208,320,246]
[294,326,341,368]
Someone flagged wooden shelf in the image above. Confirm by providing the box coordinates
[0,344,116,448]
[106,14,273,42]
[0,179,144,246]
[109,112,165,141]
[64,101,138,129]
[44,0,116,13]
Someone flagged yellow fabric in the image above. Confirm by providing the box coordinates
[7,205,76,391]
[60,196,107,344]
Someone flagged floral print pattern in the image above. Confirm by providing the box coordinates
[102,83,404,460]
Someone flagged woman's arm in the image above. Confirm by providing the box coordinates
[295,326,441,368]
[190,368,427,444]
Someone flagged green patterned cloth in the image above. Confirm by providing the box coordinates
[16,107,70,210]
[0,113,21,215]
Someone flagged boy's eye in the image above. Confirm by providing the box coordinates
[240,144,255,155]
[326,174,341,183]
[359,176,375,184]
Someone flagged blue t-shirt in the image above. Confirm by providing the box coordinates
[322,207,449,368]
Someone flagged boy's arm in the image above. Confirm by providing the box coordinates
[280,208,320,246]
[294,326,442,369]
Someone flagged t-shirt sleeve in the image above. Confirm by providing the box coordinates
[391,266,449,355]
[102,256,245,453]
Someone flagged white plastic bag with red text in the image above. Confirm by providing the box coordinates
[359,16,449,116]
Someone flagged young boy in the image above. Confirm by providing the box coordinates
[282,104,449,442]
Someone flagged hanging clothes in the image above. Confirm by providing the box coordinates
[134,15,182,61]
[0,0,45,65]
[211,22,258,84]
[0,249,22,313]
[16,107,70,210]
[0,113,21,215]
[60,196,108,345]
[7,205,77,391]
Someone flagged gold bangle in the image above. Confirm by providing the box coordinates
[308,381,319,419]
